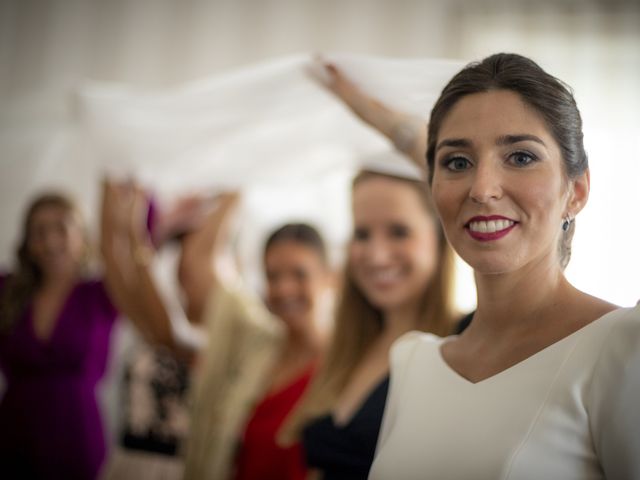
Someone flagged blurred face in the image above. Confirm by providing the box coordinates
[27,204,86,278]
[431,89,586,275]
[349,176,439,314]
[264,240,328,333]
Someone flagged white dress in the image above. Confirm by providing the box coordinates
[369,305,640,480]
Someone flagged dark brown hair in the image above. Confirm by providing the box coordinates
[426,53,588,268]
[264,223,328,265]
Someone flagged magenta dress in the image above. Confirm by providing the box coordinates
[0,274,118,479]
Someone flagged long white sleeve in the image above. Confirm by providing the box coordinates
[588,306,640,480]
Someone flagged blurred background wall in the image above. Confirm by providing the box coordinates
[1,0,639,308]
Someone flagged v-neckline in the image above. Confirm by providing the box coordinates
[264,363,314,400]
[28,282,79,346]
[330,375,389,429]
[437,307,620,386]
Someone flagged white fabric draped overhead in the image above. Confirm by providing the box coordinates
[0,53,465,296]
[77,53,461,192]
[76,53,463,285]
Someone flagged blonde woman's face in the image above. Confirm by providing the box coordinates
[28,205,86,277]
[349,177,439,314]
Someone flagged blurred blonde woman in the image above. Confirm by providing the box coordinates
[281,164,459,480]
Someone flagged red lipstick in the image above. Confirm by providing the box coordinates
[465,215,517,242]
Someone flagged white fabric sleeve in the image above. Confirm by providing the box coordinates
[588,305,640,480]
[374,331,422,454]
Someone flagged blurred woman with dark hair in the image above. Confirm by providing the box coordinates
[100,182,334,480]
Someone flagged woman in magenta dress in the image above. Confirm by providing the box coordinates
[0,192,119,479]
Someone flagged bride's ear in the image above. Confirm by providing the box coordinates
[566,168,590,217]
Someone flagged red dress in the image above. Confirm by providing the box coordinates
[233,366,314,480]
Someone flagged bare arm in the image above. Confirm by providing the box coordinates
[100,180,181,353]
[101,180,240,359]
[311,58,427,169]
[176,192,239,324]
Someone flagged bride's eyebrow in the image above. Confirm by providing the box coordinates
[496,134,546,147]
[435,138,472,152]
[435,134,547,153]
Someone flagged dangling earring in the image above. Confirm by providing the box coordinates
[562,215,572,232]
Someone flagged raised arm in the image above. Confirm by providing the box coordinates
[311,57,427,169]
[176,191,239,325]
[100,179,178,351]
[101,179,241,357]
